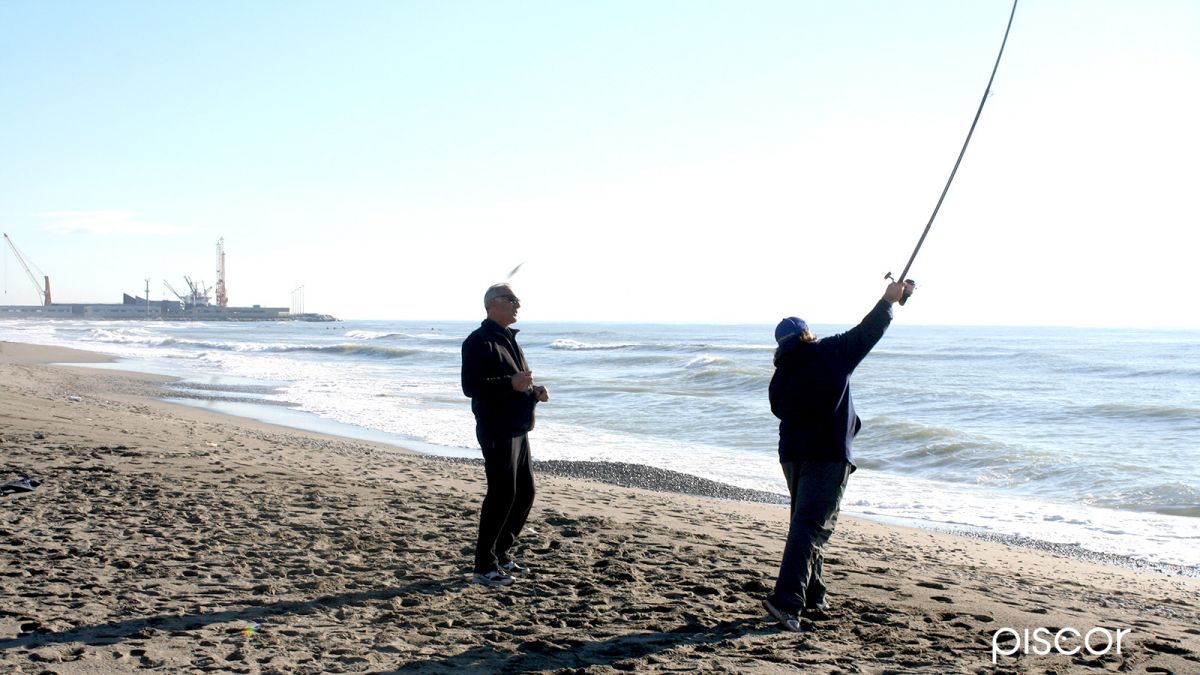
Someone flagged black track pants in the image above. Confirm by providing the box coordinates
[473,429,535,574]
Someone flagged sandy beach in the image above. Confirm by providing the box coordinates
[1,340,1198,674]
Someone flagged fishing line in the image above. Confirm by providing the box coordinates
[887,0,1019,303]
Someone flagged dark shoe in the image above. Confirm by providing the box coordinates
[801,595,830,612]
[0,476,42,497]
[500,560,527,574]
[471,569,513,587]
[762,597,801,633]
[803,603,833,621]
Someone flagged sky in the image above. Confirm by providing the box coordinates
[2,0,1197,327]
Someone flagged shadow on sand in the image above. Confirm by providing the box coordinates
[3,579,786,671]
[0,576,463,652]
[388,617,780,673]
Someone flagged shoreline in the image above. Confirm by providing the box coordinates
[7,339,1199,579]
[439,456,1200,579]
[97,344,1200,578]
[3,339,1200,672]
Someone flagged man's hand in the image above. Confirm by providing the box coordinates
[884,280,915,304]
[533,385,550,402]
[511,371,534,392]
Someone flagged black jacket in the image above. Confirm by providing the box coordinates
[769,299,893,466]
[462,319,539,436]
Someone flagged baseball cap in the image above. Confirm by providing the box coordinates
[774,317,808,344]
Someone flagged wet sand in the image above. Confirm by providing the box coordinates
[2,340,1198,673]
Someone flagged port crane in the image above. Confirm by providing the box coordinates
[163,278,211,310]
[215,237,228,307]
[3,233,52,306]
[184,276,212,307]
[163,280,187,305]
[162,238,223,313]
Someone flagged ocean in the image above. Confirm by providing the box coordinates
[2,318,1197,570]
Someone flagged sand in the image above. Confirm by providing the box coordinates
[1,340,1197,674]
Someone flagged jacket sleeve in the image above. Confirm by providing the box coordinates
[828,299,893,374]
[769,371,785,419]
[461,337,515,399]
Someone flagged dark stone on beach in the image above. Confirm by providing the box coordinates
[741,578,771,593]
[948,529,1200,578]
[432,456,788,505]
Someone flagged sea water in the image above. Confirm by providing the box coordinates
[2,318,1197,569]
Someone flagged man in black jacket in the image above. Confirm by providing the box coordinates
[461,283,549,587]
[762,279,912,632]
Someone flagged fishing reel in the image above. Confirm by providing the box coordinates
[884,273,916,306]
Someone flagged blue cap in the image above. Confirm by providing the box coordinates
[775,317,808,344]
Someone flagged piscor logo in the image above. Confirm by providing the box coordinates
[992,626,1131,664]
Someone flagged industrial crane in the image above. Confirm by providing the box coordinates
[215,237,228,307]
[3,233,51,306]
[183,276,211,307]
[164,278,212,310]
[163,280,187,304]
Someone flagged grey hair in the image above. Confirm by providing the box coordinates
[483,283,513,308]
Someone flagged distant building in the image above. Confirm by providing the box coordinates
[0,305,74,317]
[0,293,311,321]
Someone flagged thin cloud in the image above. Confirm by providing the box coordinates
[37,211,191,235]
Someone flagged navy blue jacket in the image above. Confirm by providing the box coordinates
[462,319,539,436]
[769,299,893,466]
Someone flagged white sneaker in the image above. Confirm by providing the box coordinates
[471,569,513,587]
[500,560,527,574]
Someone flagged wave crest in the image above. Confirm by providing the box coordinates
[549,339,640,351]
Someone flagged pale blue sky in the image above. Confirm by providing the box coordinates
[2,1,1197,326]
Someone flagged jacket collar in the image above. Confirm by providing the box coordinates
[481,318,519,337]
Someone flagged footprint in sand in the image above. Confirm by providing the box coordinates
[858,612,893,625]
[1143,639,1194,657]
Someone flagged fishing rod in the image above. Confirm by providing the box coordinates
[887,0,1019,305]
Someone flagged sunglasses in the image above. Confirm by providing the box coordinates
[497,294,520,304]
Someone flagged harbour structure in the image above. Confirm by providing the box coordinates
[215,237,228,308]
[0,234,335,321]
[3,233,51,307]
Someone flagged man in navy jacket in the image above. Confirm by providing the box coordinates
[763,279,913,632]
[462,283,549,587]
